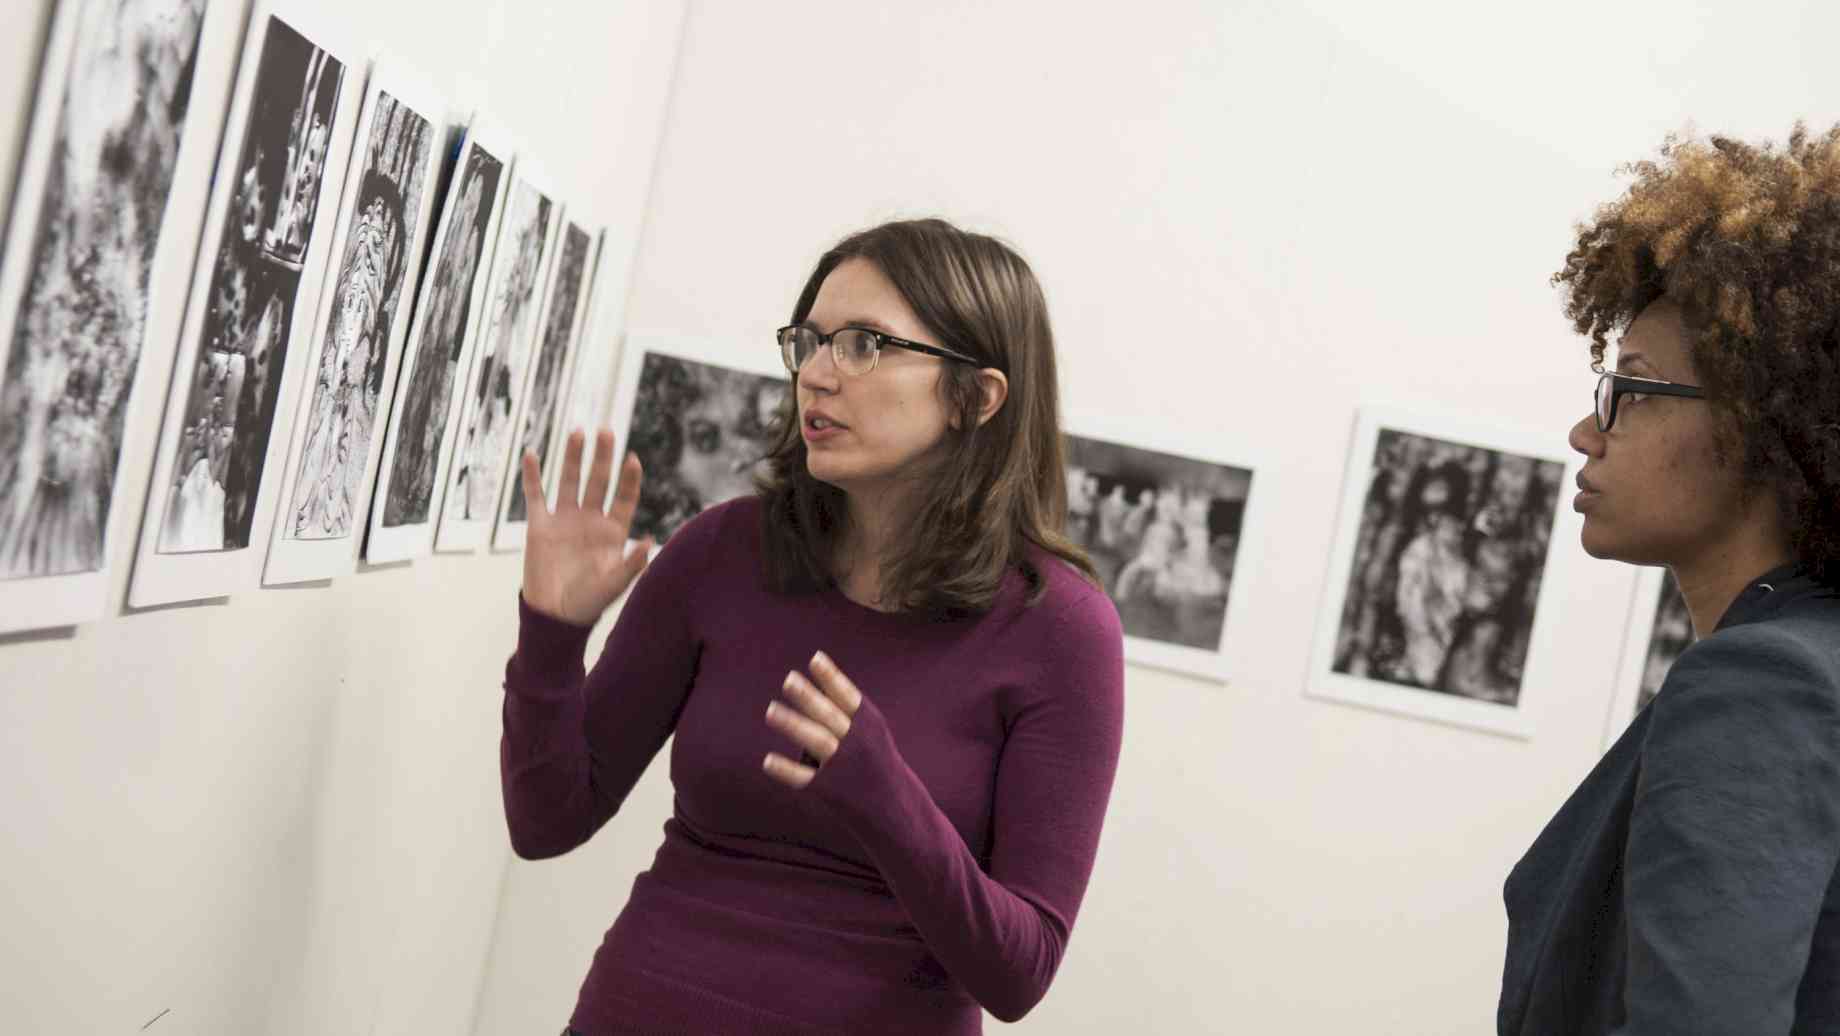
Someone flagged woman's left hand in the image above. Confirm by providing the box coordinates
[763,651,863,789]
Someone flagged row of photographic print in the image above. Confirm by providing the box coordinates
[614,342,1688,750]
[0,1,622,627]
[0,0,1683,748]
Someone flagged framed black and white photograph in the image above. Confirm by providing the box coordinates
[0,0,240,633]
[433,164,560,553]
[557,227,612,442]
[605,335,788,548]
[127,2,361,609]
[1062,413,1261,683]
[1306,409,1572,737]
[492,217,595,552]
[364,120,512,564]
[261,63,444,586]
[1603,565,1692,747]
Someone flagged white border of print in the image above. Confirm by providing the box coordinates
[262,59,446,586]
[362,117,514,564]
[0,0,244,633]
[1602,564,1670,748]
[127,1,365,609]
[1061,408,1266,685]
[603,331,788,560]
[491,216,598,553]
[432,158,562,554]
[1304,406,1577,739]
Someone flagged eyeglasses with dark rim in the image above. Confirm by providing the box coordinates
[775,324,987,377]
[1595,371,1706,432]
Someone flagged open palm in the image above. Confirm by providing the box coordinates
[520,429,652,627]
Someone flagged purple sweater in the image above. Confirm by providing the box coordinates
[500,497,1125,1034]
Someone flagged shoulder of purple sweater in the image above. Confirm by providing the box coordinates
[1008,548,1124,665]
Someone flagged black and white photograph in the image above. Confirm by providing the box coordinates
[1064,429,1255,681]
[557,228,610,443]
[127,3,361,609]
[1604,566,1693,745]
[607,341,788,546]
[365,124,509,565]
[262,68,445,587]
[155,17,343,553]
[435,171,556,551]
[497,219,592,545]
[285,92,432,541]
[1309,410,1570,737]
[0,0,212,624]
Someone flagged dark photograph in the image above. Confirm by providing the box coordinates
[158,17,344,552]
[379,140,503,527]
[622,352,787,543]
[1637,569,1691,712]
[446,179,551,523]
[506,222,591,522]
[284,91,433,541]
[0,0,208,577]
[1331,428,1564,706]
[1066,435,1251,652]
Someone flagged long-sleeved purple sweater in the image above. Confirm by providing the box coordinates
[500,496,1125,1034]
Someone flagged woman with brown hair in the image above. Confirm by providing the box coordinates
[1499,126,1840,1035]
[501,219,1125,1035]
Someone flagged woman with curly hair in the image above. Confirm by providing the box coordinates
[500,219,1123,1034]
[1500,126,1840,1035]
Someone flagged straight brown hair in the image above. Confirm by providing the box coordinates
[756,218,1097,615]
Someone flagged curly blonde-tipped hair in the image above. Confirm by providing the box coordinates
[1554,123,1840,586]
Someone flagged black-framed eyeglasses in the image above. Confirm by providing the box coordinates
[1595,371,1706,432]
[775,324,987,377]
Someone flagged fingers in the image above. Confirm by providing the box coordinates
[607,451,644,530]
[805,652,863,715]
[613,537,652,588]
[519,451,547,521]
[781,670,852,739]
[555,430,586,511]
[761,752,816,789]
[581,429,618,513]
[765,699,841,763]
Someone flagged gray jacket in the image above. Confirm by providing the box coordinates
[1499,565,1840,1035]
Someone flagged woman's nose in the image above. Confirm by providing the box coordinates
[800,345,841,392]
[1568,412,1603,458]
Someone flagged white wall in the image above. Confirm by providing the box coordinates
[0,1,684,1033]
[475,2,1840,1034]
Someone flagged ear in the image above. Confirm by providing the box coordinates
[972,368,1009,428]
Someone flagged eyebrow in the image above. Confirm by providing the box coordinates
[800,315,901,336]
[1615,351,1659,376]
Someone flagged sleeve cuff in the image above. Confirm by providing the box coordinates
[805,693,901,825]
[510,592,594,694]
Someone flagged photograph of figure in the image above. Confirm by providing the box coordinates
[1065,433,1252,668]
[156,16,343,552]
[615,348,788,544]
[505,221,591,524]
[283,90,433,541]
[376,138,504,529]
[0,0,210,579]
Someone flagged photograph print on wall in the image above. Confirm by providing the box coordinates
[262,66,444,586]
[1063,418,1259,682]
[557,228,611,444]
[433,166,559,552]
[605,336,788,547]
[493,218,594,551]
[364,121,511,564]
[1307,409,1571,737]
[128,2,361,608]
[1603,565,1692,746]
[0,0,232,633]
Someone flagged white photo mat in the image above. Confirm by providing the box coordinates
[603,332,789,559]
[1305,406,1577,739]
[362,118,514,564]
[262,60,446,586]
[127,1,365,609]
[491,216,599,552]
[432,159,561,554]
[0,0,243,633]
[1061,409,1265,685]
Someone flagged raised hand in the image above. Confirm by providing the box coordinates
[763,652,865,790]
[519,429,652,627]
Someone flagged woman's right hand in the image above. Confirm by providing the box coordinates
[519,429,653,627]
